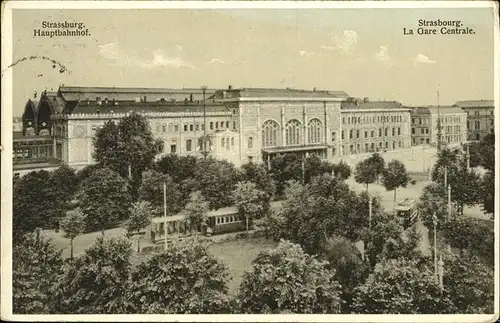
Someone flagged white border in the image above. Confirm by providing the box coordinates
[1,1,499,322]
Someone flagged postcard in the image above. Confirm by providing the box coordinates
[1,1,498,322]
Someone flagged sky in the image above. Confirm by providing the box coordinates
[10,7,496,116]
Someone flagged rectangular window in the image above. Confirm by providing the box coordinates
[184,124,188,132]
[174,125,179,132]
[392,128,395,136]
[210,122,214,130]
[421,128,424,134]
[385,128,388,136]
[331,132,336,142]
[364,131,368,138]
[342,130,345,140]
[342,117,345,124]
[371,130,374,137]
[398,127,401,136]
[202,124,205,131]
[379,129,382,137]
[215,122,219,129]
[190,124,194,131]
[349,130,353,139]
[426,128,429,134]
[226,121,229,128]
[248,137,253,149]
[195,124,199,131]
[412,128,415,135]
[233,121,236,129]
[356,130,360,139]
[170,144,177,153]
[186,139,192,152]
[162,124,166,133]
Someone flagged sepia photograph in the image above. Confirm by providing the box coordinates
[1,1,498,322]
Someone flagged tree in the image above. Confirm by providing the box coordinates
[240,161,276,203]
[352,258,456,314]
[77,167,131,234]
[382,159,410,202]
[431,147,460,183]
[125,201,152,252]
[13,229,63,314]
[156,154,199,183]
[47,164,79,229]
[481,170,494,218]
[269,153,302,196]
[138,170,182,216]
[361,212,422,268]
[478,133,494,171]
[126,238,231,314]
[237,240,342,314]
[436,248,494,313]
[442,216,494,266]
[417,183,448,229]
[13,170,52,239]
[322,235,370,313]
[92,113,161,197]
[194,158,241,210]
[75,163,101,185]
[184,191,209,236]
[449,161,482,215]
[354,158,377,191]
[60,208,86,259]
[366,153,385,183]
[304,154,334,183]
[233,181,268,237]
[51,237,132,314]
[332,160,351,180]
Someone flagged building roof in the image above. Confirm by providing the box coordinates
[58,86,217,102]
[217,88,349,99]
[408,107,431,114]
[341,101,405,110]
[69,101,230,115]
[427,106,466,114]
[454,100,494,108]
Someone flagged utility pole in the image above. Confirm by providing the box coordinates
[444,167,447,187]
[163,182,168,250]
[466,142,470,170]
[368,197,373,230]
[128,164,132,180]
[447,184,452,218]
[201,85,208,159]
[433,213,438,280]
[438,255,444,289]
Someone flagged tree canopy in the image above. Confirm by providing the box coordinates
[354,158,378,190]
[237,240,342,314]
[126,238,231,314]
[138,170,182,216]
[60,208,86,259]
[382,159,410,202]
[233,181,269,236]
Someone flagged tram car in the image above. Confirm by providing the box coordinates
[149,206,249,243]
[394,198,419,228]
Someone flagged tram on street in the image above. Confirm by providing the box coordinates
[395,198,419,228]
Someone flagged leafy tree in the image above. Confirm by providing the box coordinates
[237,240,342,314]
[51,237,132,314]
[194,157,241,210]
[13,229,63,314]
[417,182,448,230]
[442,217,494,266]
[441,249,494,313]
[322,235,370,313]
[431,147,460,183]
[77,167,131,234]
[269,153,302,196]
[125,201,152,252]
[382,159,410,202]
[481,170,494,218]
[366,153,385,183]
[13,170,52,238]
[352,258,456,314]
[60,208,86,259]
[184,191,209,236]
[361,212,422,268]
[233,181,268,237]
[332,160,351,180]
[156,154,199,183]
[92,113,161,197]
[304,154,334,183]
[75,163,102,185]
[138,170,182,217]
[449,161,482,215]
[126,238,231,314]
[47,164,79,229]
[240,161,276,203]
[479,133,495,171]
[354,158,377,191]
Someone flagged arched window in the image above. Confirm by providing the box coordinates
[285,119,302,145]
[307,119,322,144]
[262,120,280,148]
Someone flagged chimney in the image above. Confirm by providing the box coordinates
[313,87,316,92]
[143,95,147,102]
[228,85,232,90]
[190,94,193,102]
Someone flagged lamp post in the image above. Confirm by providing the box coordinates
[432,213,438,280]
[443,166,447,187]
[447,184,452,218]
[466,142,470,170]
[368,197,373,230]
[163,182,168,250]
[201,85,208,159]
[438,255,444,289]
